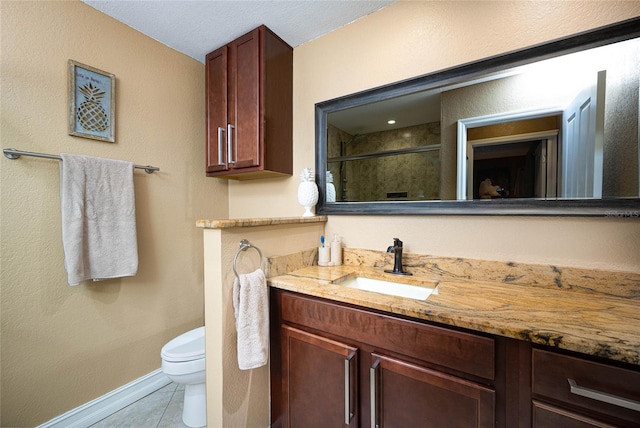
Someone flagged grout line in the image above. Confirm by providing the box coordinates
[155,383,179,428]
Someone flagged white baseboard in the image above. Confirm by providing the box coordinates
[38,369,171,428]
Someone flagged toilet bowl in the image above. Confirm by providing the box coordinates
[161,326,206,428]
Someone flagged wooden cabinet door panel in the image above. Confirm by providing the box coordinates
[205,45,228,173]
[282,325,358,428]
[371,353,495,428]
[230,28,260,170]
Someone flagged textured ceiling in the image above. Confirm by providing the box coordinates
[82,0,396,63]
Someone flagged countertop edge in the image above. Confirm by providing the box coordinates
[196,216,328,229]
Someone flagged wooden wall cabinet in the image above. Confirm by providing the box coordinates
[206,26,292,179]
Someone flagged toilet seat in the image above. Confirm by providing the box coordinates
[162,356,205,377]
[161,326,205,362]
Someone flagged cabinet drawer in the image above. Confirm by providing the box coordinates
[533,400,617,428]
[280,292,495,380]
[532,348,640,426]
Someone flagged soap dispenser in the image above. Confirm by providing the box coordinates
[330,233,342,266]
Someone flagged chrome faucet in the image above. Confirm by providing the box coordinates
[385,238,412,276]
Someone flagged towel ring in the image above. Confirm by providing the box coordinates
[233,239,264,280]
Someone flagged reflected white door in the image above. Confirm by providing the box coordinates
[561,70,606,198]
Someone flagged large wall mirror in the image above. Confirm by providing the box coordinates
[315,17,640,216]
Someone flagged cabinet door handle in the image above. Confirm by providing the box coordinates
[370,359,380,428]
[344,351,356,425]
[217,127,226,166]
[227,124,235,164]
[568,378,640,412]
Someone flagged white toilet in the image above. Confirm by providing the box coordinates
[161,326,206,428]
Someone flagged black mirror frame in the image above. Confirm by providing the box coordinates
[315,17,640,217]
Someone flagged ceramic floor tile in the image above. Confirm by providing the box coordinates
[89,383,178,428]
[156,388,188,428]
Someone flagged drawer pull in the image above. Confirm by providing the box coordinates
[344,351,356,425]
[568,378,640,412]
[370,359,380,428]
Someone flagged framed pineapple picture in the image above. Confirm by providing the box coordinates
[68,60,115,142]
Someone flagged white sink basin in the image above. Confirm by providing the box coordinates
[335,276,436,300]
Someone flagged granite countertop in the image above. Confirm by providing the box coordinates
[268,255,640,366]
[196,216,327,229]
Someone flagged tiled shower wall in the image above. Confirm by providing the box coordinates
[327,123,441,201]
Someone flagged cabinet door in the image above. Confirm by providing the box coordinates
[282,325,358,428]
[229,28,260,170]
[205,45,229,173]
[370,353,495,428]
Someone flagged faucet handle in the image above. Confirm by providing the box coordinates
[393,238,403,247]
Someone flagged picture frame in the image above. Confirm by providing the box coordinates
[68,60,115,142]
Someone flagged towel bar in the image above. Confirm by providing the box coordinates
[3,148,159,174]
[233,240,264,280]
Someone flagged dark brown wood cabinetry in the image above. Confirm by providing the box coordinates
[271,290,500,428]
[205,26,292,179]
[531,348,640,427]
[370,353,495,427]
[281,325,358,427]
[270,289,640,427]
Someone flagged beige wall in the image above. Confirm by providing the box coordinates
[231,1,640,273]
[0,1,228,426]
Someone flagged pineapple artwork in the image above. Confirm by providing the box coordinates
[69,60,115,142]
[77,83,108,132]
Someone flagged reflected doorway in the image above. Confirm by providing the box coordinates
[466,119,560,200]
[473,139,550,199]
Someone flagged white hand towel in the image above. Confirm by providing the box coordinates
[59,153,138,286]
[232,268,269,370]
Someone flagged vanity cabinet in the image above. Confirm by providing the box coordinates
[272,290,499,428]
[531,348,640,427]
[205,26,292,179]
[270,288,640,427]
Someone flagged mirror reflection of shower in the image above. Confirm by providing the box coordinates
[327,123,441,202]
[339,134,361,201]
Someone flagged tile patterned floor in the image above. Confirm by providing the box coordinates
[89,383,195,428]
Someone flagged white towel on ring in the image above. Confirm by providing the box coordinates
[59,153,138,286]
[232,268,269,370]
